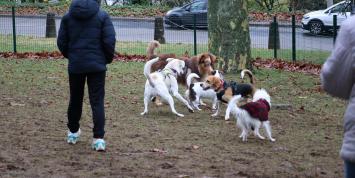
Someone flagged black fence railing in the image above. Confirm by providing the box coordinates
[0,8,339,64]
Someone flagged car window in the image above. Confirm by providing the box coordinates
[330,3,346,13]
[189,1,206,12]
[344,2,352,12]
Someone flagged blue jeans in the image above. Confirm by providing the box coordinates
[345,161,355,178]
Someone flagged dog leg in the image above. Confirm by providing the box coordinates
[236,118,245,138]
[242,130,248,142]
[263,121,276,142]
[239,130,246,138]
[160,93,184,117]
[170,77,194,113]
[212,97,217,110]
[254,126,265,140]
[194,96,201,111]
[173,91,194,113]
[241,126,248,141]
[141,94,151,116]
[193,101,201,111]
[211,102,220,117]
[199,100,207,106]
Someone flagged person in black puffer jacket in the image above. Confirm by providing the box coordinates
[57,0,116,152]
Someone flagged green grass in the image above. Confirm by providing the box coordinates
[0,35,330,64]
[104,4,170,17]
[0,59,345,177]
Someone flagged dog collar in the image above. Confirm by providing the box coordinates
[162,68,177,77]
[170,68,178,74]
[215,79,225,92]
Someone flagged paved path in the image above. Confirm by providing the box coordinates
[0,16,334,51]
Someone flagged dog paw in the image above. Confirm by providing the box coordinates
[224,117,230,121]
[211,113,218,117]
[270,138,276,142]
[140,112,147,116]
[176,113,184,117]
[188,108,194,113]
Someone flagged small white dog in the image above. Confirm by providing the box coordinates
[225,89,275,142]
[141,57,194,117]
[185,70,223,111]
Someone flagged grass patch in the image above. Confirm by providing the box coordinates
[0,59,345,177]
[0,35,330,64]
[104,4,170,17]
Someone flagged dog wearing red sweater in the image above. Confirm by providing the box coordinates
[225,89,275,142]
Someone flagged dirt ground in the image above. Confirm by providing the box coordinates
[0,59,346,177]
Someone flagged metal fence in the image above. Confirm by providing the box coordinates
[0,8,337,64]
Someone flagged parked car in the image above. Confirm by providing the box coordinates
[302,0,352,35]
[164,0,208,28]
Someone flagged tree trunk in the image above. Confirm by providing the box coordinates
[208,0,252,73]
[327,0,333,7]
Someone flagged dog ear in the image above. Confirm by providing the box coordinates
[197,53,205,64]
[209,53,217,68]
[209,53,217,63]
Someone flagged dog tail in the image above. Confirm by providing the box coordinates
[240,69,255,85]
[146,40,160,59]
[144,57,159,88]
[225,95,243,120]
[186,73,200,87]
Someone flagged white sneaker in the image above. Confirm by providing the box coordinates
[67,129,81,144]
[92,138,106,151]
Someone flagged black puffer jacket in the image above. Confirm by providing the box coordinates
[57,0,116,73]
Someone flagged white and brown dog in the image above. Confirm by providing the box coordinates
[225,89,275,142]
[185,70,223,111]
[202,69,256,117]
[141,57,194,117]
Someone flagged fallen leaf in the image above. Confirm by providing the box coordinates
[9,102,25,107]
[151,148,167,154]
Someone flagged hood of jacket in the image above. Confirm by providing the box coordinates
[69,0,100,19]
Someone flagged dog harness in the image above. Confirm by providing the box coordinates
[160,68,177,78]
[240,99,270,121]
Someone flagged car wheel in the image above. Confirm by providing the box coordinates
[309,21,323,35]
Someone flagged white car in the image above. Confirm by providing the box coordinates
[302,1,352,35]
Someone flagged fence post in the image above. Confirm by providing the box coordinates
[11,6,17,53]
[292,15,296,62]
[273,16,278,59]
[45,12,57,38]
[268,16,279,59]
[193,14,197,56]
[333,15,337,44]
[154,17,166,44]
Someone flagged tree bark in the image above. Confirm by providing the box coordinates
[208,0,252,73]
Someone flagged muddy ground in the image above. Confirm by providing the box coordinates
[0,59,346,177]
